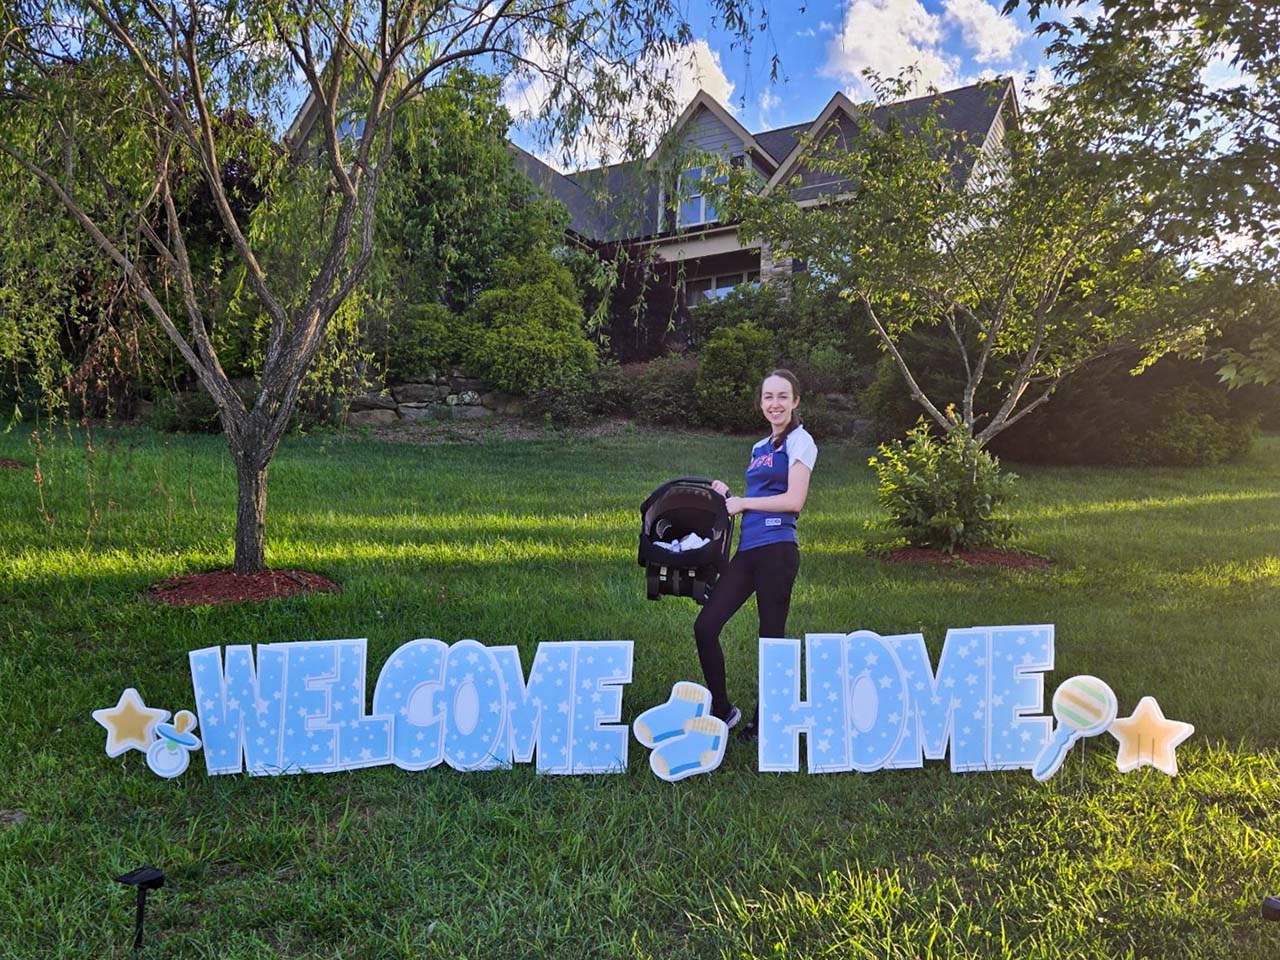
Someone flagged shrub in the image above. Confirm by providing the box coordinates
[149,389,221,433]
[695,322,776,431]
[869,418,1018,553]
[590,360,638,417]
[688,277,879,392]
[1119,384,1258,466]
[633,354,700,424]
[465,251,597,395]
[384,302,471,383]
[990,352,1263,466]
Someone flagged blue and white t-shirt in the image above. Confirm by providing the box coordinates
[738,426,818,552]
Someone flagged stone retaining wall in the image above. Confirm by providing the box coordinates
[346,372,524,426]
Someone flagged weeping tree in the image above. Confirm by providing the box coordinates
[0,0,760,573]
[715,74,1235,446]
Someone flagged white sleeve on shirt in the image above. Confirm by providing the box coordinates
[786,428,818,470]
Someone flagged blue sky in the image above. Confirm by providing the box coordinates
[695,0,1050,131]
[507,0,1056,169]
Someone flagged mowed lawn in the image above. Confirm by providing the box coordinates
[1,424,1278,959]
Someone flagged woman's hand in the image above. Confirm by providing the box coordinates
[711,480,730,497]
[725,496,747,516]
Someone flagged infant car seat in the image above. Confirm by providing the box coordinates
[638,477,735,605]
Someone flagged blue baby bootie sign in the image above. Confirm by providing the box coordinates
[633,682,728,782]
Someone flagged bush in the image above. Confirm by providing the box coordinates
[695,322,776,431]
[869,418,1018,553]
[465,251,597,395]
[590,360,638,417]
[688,277,880,392]
[385,302,471,383]
[990,353,1263,466]
[149,389,221,433]
[633,354,700,425]
[1119,384,1257,466]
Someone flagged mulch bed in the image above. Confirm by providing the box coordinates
[884,546,1054,569]
[148,569,342,607]
[0,459,26,471]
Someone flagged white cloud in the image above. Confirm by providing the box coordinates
[759,89,781,115]
[1015,64,1058,113]
[505,38,734,171]
[943,0,1024,64]
[797,26,817,38]
[666,40,736,112]
[822,0,960,97]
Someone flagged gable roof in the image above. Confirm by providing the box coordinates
[764,78,1016,194]
[502,79,1018,244]
[645,90,778,173]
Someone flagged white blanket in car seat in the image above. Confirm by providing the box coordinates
[654,532,711,553]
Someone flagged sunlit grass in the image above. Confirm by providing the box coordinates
[1,426,1278,959]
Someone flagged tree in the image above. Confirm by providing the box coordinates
[716,76,1227,446]
[0,0,759,573]
[1005,0,1280,388]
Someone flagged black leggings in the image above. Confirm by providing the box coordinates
[694,540,800,720]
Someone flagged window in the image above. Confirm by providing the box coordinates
[676,165,728,228]
[683,270,760,305]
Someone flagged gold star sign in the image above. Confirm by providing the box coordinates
[92,688,170,758]
[1108,696,1194,776]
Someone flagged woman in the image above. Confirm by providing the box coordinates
[698,368,817,741]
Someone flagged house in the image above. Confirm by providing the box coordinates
[286,76,1018,352]
[510,78,1020,310]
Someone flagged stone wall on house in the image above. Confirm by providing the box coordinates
[345,370,523,426]
[758,241,794,284]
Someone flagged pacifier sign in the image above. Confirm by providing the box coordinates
[93,624,1194,782]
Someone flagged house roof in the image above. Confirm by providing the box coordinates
[508,78,1018,244]
[644,89,779,174]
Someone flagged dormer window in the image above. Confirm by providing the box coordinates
[677,165,727,228]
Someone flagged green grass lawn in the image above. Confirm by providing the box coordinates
[1,424,1278,959]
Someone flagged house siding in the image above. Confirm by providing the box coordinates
[788,113,861,199]
[678,106,746,159]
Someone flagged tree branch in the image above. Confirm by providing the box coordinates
[858,292,952,431]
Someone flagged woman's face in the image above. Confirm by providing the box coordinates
[760,375,799,433]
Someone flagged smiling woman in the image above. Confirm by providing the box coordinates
[694,368,819,740]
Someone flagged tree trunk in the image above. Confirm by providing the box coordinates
[233,456,269,575]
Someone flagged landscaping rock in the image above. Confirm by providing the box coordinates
[391,383,445,403]
[458,390,481,405]
[493,394,526,416]
[449,376,487,394]
[346,408,398,426]
[445,393,460,406]
[451,404,493,420]
[349,393,398,412]
[398,403,448,421]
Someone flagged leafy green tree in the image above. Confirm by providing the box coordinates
[717,75,1228,446]
[1006,0,1280,387]
[0,0,761,573]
